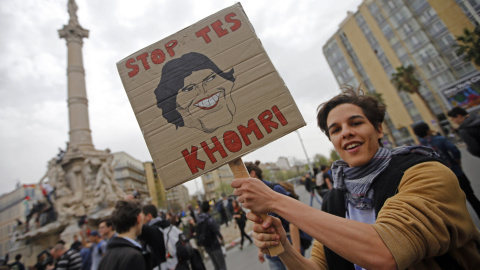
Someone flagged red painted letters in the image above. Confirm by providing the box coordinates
[181,105,289,175]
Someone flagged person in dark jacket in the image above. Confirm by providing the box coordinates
[98,200,146,270]
[138,204,167,270]
[197,201,226,270]
[413,122,480,219]
[448,107,480,158]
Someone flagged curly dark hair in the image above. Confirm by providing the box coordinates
[317,85,386,145]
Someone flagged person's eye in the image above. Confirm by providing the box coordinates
[330,127,340,135]
[205,74,216,82]
[352,121,363,126]
[182,85,195,92]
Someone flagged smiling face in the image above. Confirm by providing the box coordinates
[176,69,236,133]
[327,103,383,167]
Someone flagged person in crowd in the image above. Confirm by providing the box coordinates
[245,161,290,270]
[8,254,25,270]
[78,240,92,270]
[196,201,226,270]
[232,87,480,269]
[413,121,480,219]
[187,204,198,223]
[305,172,322,207]
[88,231,105,270]
[98,200,146,270]
[48,242,82,270]
[222,194,234,221]
[215,199,229,227]
[315,165,332,198]
[98,218,116,247]
[447,106,480,158]
[232,200,253,250]
[138,204,167,270]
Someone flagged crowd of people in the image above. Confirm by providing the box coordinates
[6,88,480,269]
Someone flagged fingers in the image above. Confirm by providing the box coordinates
[246,212,263,223]
[253,233,280,249]
[231,178,251,189]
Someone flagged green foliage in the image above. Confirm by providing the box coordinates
[330,150,341,162]
[454,26,480,66]
[273,170,297,182]
[366,91,386,107]
[314,153,329,167]
[263,168,273,181]
[215,181,233,197]
[391,65,420,95]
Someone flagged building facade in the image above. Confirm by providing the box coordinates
[144,162,168,209]
[201,165,234,201]
[113,152,149,197]
[165,185,190,212]
[0,184,41,259]
[323,0,479,145]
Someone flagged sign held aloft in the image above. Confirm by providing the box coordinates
[117,3,305,190]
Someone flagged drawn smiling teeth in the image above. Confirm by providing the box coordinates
[195,92,221,109]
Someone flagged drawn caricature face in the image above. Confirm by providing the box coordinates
[176,69,236,133]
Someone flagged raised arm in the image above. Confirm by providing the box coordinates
[232,177,396,270]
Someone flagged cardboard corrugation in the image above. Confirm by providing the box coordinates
[117,3,305,189]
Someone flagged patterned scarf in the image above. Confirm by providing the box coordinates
[331,146,439,210]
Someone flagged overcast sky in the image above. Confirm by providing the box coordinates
[0,0,362,196]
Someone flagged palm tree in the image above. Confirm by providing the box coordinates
[390,65,443,130]
[454,26,480,66]
[366,91,397,146]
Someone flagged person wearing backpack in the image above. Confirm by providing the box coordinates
[139,204,168,270]
[413,122,480,219]
[196,201,226,270]
[448,107,480,158]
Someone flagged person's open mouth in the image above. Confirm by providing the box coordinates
[194,92,221,110]
[343,141,363,153]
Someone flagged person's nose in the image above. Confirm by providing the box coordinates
[341,125,354,139]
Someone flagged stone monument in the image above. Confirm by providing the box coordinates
[12,1,125,264]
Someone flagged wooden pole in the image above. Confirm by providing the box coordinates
[228,158,284,256]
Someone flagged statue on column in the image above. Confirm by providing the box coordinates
[68,0,79,26]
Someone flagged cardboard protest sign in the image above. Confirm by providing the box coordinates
[117,3,305,190]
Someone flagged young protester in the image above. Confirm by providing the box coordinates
[196,201,226,270]
[232,87,480,269]
[447,106,480,158]
[413,121,480,219]
[232,200,253,250]
[98,218,116,247]
[138,204,167,270]
[98,200,146,270]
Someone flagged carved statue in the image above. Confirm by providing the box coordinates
[67,0,79,26]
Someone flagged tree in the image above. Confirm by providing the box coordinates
[329,150,341,162]
[454,26,480,66]
[366,91,397,147]
[313,153,329,167]
[391,65,443,135]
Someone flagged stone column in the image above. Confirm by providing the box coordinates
[58,0,94,153]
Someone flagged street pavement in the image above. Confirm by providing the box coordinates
[206,145,479,269]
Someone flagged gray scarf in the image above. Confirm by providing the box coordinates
[332,146,439,210]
